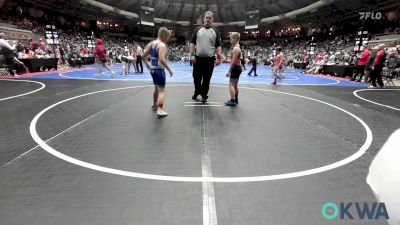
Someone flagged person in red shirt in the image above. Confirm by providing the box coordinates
[38,38,44,46]
[29,38,34,47]
[369,44,386,88]
[272,47,284,85]
[81,46,87,56]
[130,48,137,72]
[95,39,115,77]
[351,45,371,82]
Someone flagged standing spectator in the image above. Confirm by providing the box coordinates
[95,39,115,77]
[190,11,222,103]
[55,46,61,65]
[136,44,143,73]
[370,44,386,88]
[351,45,371,82]
[130,47,137,72]
[108,48,114,68]
[240,48,246,70]
[59,47,65,64]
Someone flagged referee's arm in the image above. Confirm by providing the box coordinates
[189,43,196,63]
[215,29,222,66]
[189,28,198,63]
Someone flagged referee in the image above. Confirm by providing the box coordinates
[190,11,222,103]
[136,44,143,73]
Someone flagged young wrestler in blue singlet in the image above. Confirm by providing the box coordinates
[142,27,173,118]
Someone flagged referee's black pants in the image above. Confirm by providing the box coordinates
[370,67,384,87]
[136,55,143,73]
[248,63,257,75]
[193,56,215,97]
[352,65,365,81]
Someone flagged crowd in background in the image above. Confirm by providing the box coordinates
[0,10,399,86]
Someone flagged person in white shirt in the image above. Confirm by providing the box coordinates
[0,33,16,55]
[0,33,28,75]
[136,44,143,73]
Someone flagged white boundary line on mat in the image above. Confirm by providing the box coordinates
[30,84,372,182]
[0,79,46,101]
[353,89,400,111]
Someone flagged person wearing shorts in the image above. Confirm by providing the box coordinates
[272,47,284,85]
[142,27,173,118]
[225,32,242,107]
[120,52,130,76]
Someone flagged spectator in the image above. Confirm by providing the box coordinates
[67,47,82,68]
[0,33,28,75]
[370,44,387,88]
[351,45,371,82]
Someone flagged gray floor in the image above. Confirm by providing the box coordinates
[0,79,399,225]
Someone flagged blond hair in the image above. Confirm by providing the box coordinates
[158,27,171,37]
[230,32,240,41]
[204,11,214,18]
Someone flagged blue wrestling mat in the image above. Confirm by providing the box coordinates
[21,62,368,87]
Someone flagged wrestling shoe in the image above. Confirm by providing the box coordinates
[157,109,168,118]
[225,99,237,107]
[201,96,208,103]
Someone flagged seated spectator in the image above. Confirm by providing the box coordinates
[25,47,34,58]
[33,44,46,58]
[81,46,88,57]
[306,57,324,74]
[326,53,337,65]
[67,47,82,68]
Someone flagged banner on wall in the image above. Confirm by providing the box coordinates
[0,27,33,40]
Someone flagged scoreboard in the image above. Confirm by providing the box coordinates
[245,10,259,30]
[45,25,59,45]
[141,6,155,26]
[354,30,369,52]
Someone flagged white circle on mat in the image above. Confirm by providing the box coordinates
[0,79,46,101]
[353,89,400,111]
[30,85,372,182]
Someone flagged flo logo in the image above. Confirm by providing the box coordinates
[359,12,382,20]
[322,202,389,220]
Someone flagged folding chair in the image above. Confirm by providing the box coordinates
[0,55,10,76]
[383,68,396,87]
